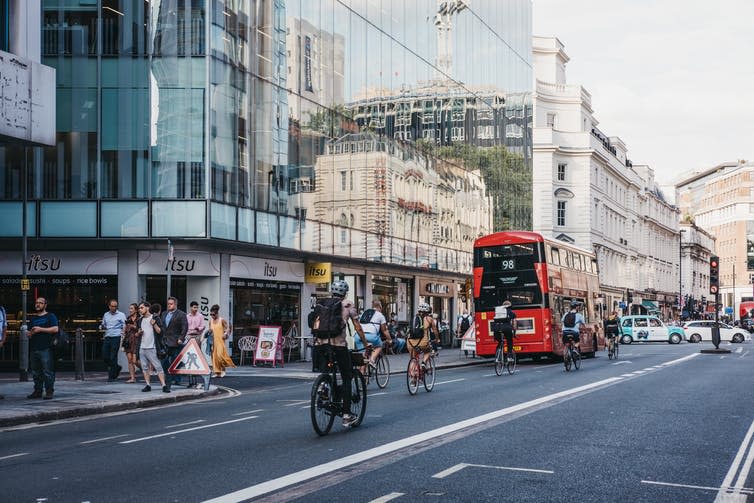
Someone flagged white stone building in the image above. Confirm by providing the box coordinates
[679,222,716,317]
[532,36,680,317]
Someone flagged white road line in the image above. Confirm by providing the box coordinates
[284,401,310,407]
[232,409,265,416]
[120,416,258,444]
[202,377,621,503]
[0,452,29,461]
[716,418,754,502]
[368,492,405,503]
[369,392,389,397]
[79,434,129,444]
[435,378,465,385]
[202,352,699,503]
[433,462,552,479]
[642,480,747,493]
[165,419,206,429]
[736,348,743,354]
[620,374,634,377]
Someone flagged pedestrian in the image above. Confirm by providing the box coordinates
[160,296,188,389]
[458,309,472,355]
[388,318,406,354]
[0,303,6,399]
[136,301,170,393]
[122,303,142,383]
[99,299,127,382]
[208,304,235,377]
[27,297,58,400]
[185,300,206,388]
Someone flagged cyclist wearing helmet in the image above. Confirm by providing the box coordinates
[408,303,440,368]
[313,279,370,427]
[561,300,586,348]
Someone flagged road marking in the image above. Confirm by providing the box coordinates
[736,348,743,354]
[433,462,553,479]
[79,434,128,444]
[0,452,29,461]
[232,409,265,416]
[369,392,389,397]
[435,378,465,385]
[165,419,206,429]
[203,353,700,503]
[716,418,754,502]
[612,361,632,365]
[284,400,310,407]
[202,377,621,503]
[642,480,752,494]
[368,492,405,503]
[620,374,634,377]
[120,416,258,444]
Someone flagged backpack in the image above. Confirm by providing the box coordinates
[50,324,70,356]
[563,311,577,328]
[310,297,345,338]
[410,314,424,339]
[359,308,376,325]
[459,315,471,335]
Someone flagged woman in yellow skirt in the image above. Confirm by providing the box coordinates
[209,304,236,377]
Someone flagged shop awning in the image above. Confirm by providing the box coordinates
[642,300,659,309]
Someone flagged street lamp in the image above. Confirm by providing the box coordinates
[679,229,686,319]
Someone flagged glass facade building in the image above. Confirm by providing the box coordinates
[0,0,532,364]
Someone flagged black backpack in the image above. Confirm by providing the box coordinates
[359,308,376,325]
[410,314,424,339]
[563,311,577,328]
[459,315,471,335]
[310,297,345,338]
[50,324,70,356]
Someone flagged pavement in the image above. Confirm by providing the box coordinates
[0,347,488,428]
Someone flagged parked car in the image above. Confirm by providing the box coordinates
[620,315,684,344]
[682,321,750,343]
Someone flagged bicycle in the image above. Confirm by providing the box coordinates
[562,333,581,371]
[310,345,367,436]
[494,340,516,376]
[607,334,619,360]
[406,345,437,395]
[362,346,390,389]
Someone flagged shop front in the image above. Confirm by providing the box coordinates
[371,274,413,324]
[417,277,457,346]
[229,256,305,358]
[0,251,118,365]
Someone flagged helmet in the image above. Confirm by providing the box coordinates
[570,300,581,308]
[330,279,349,297]
[418,302,431,313]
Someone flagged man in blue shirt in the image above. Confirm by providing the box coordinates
[561,300,586,349]
[100,299,127,382]
[27,297,59,399]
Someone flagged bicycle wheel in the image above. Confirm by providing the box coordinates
[350,370,368,427]
[506,350,516,375]
[407,357,420,395]
[494,344,504,376]
[375,354,390,389]
[310,374,335,436]
[563,347,572,371]
[423,355,437,392]
[573,349,581,370]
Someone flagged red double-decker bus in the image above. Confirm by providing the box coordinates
[472,231,606,358]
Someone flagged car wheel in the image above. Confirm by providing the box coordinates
[689,333,701,343]
[621,335,633,345]
[732,333,745,343]
[670,333,682,344]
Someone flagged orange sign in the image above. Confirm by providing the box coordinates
[167,339,211,375]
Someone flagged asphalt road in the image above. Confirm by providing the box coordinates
[1,342,752,503]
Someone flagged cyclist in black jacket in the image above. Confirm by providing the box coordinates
[603,311,621,350]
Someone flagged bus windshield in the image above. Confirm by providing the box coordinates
[473,243,544,311]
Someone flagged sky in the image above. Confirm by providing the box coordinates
[532,0,754,187]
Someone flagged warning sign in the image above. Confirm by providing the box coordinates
[167,339,211,375]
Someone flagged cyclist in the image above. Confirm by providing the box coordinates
[561,300,585,351]
[355,300,392,368]
[492,300,517,362]
[408,303,440,369]
[312,280,370,427]
[603,310,621,353]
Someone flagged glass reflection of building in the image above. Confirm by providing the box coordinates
[0,0,532,364]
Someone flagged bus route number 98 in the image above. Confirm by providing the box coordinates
[501,259,515,270]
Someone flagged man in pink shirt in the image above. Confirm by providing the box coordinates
[186,301,206,388]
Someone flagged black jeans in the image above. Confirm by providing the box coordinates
[102,336,121,379]
[162,346,183,385]
[316,345,353,415]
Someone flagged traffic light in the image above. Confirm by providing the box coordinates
[709,255,720,295]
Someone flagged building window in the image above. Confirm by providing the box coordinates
[557,201,566,227]
[557,163,566,181]
[546,113,556,128]
[340,171,347,191]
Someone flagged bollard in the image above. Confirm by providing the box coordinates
[19,324,29,382]
[75,327,85,380]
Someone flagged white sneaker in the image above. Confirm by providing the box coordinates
[342,413,357,427]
